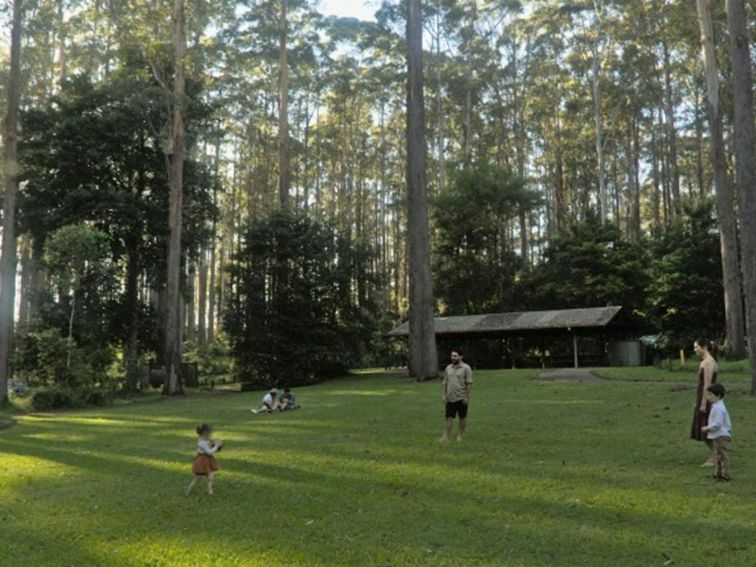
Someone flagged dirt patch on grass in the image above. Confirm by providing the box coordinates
[535,368,696,389]
[536,369,609,383]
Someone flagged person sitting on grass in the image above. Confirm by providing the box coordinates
[701,383,733,482]
[252,389,277,414]
[187,424,223,496]
[276,388,300,411]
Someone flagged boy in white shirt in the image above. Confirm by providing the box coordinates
[701,384,733,481]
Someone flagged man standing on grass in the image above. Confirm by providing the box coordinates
[441,350,473,443]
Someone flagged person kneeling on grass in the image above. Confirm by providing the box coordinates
[276,388,300,411]
[701,383,733,482]
[252,389,277,414]
[187,424,223,495]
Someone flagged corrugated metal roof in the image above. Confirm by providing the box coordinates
[387,306,623,337]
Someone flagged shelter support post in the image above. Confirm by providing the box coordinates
[573,331,578,368]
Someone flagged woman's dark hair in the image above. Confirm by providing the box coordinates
[707,383,726,399]
[196,424,211,435]
[695,337,718,360]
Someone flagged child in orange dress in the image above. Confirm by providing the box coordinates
[187,424,224,495]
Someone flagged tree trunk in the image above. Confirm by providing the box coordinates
[57,0,67,84]
[694,86,706,199]
[17,234,31,327]
[651,124,661,229]
[658,104,670,224]
[0,0,23,404]
[662,40,681,215]
[198,249,207,346]
[186,261,196,343]
[28,242,43,323]
[406,0,438,380]
[631,120,642,240]
[208,242,216,343]
[208,137,221,344]
[697,0,746,359]
[625,129,640,241]
[124,243,140,391]
[302,95,311,210]
[164,0,186,395]
[67,289,76,368]
[725,0,756,390]
[278,0,289,207]
[554,110,567,233]
[591,41,607,224]
[434,1,445,194]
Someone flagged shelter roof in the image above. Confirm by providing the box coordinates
[387,306,624,337]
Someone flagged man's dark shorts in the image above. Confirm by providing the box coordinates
[445,400,468,419]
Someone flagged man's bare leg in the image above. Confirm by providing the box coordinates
[457,418,467,442]
[440,417,453,442]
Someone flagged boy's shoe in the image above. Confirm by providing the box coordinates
[700,460,716,467]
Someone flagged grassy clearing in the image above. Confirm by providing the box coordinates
[1,369,755,566]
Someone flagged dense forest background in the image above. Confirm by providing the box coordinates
[1,0,755,403]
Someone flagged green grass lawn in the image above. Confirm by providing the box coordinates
[1,369,755,566]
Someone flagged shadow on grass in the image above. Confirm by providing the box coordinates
[0,518,116,567]
[1,444,751,566]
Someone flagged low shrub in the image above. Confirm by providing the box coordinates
[29,387,76,410]
[81,387,113,406]
[29,386,113,410]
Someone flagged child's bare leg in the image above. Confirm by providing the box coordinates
[187,475,200,495]
[207,471,216,495]
[702,440,715,466]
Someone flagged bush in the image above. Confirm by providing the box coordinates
[13,328,99,388]
[29,386,113,410]
[82,387,112,406]
[29,388,76,410]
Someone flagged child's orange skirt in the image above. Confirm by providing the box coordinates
[192,454,219,475]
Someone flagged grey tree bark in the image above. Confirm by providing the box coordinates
[278,0,290,207]
[696,0,746,359]
[198,249,207,346]
[725,0,756,391]
[164,0,187,395]
[661,40,681,214]
[0,0,23,404]
[590,0,607,224]
[406,0,438,380]
[591,40,607,224]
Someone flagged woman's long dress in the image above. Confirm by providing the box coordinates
[690,364,717,441]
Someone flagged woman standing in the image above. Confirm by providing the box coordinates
[691,338,718,466]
